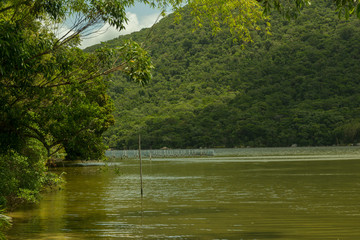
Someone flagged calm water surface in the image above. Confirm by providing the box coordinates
[6,147,360,239]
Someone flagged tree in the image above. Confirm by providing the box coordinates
[0,0,159,208]
[0,1,158,160]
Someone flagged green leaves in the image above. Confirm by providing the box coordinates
[188,0,269,44]
[0,0,160,163]
[258,0,360,20]
[335,0,360,19]
[95,39,153,85]
[0,211,12,239]
[117,40,154,85]
[0,144,47,208]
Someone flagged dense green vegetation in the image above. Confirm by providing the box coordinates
[0,213,11,240]
[89,1,360,149]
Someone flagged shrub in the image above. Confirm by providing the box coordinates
[0,139,47,209]
[0,211,12,240]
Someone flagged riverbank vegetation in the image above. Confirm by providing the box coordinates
[87,1,360,149]
[0,212,11,240]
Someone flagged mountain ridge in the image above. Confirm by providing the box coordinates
[88,1,360,149]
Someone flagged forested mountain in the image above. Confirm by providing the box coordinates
[87,0,360,149]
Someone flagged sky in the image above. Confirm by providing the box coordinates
[79,3,165,49]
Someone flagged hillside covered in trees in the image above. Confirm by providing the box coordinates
[87,0,360,149]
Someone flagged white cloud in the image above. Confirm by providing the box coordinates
[139,12,164,28]
[79,12,163,49]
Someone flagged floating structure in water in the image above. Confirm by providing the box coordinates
[105,149,215,159]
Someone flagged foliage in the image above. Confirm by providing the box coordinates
[187,0,269,44]
[0,139,47,208]
[97,1,360,149]
[0,5,151,160]
[258,0,360,19]
[0,211,12,240]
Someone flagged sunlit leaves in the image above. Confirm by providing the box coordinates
[116,40,153,85]
[260,0,311,17]
[335,0,360,19]
[188,0,269,44]
[258,0,360,19]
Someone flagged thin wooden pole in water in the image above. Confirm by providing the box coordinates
[149,146,152,161]
[139,134,143,197]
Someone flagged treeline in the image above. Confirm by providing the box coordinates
[87,0,360,149]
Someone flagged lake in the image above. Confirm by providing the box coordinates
[6,147,360,239]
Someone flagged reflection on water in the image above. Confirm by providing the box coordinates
[6,147,360,239]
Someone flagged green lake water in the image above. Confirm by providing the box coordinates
[6,147,360,239]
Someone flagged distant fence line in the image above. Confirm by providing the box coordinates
[105,149,215,158]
